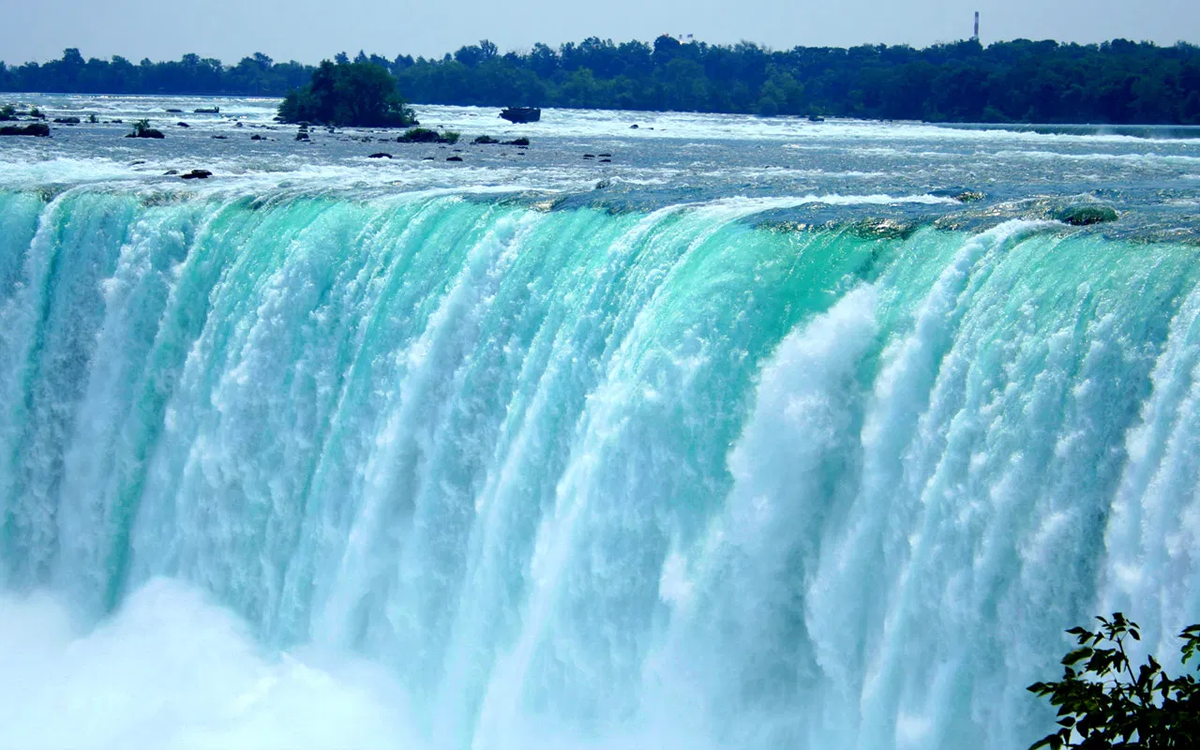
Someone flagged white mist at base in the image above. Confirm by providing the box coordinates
[0,579,420,750]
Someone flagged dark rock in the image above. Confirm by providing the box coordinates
[599,158,611,163]
[296,132,310,141]
[807,114,825,122]
[932,187,985,203]
[368,152,393,158]
[583,154,595,158]
[250,134,264,140]
[446,155,463,162]
[180,169,213,180]
[422,156,435,160]
[53,117,81,124]
[177,122,190,128]
[473,135,499,144]
[164,169,178,175]
[629,124,639,129]
[1055,205,1119,226]
[165,108,183,113]
[235,121,244,128]
[0,122,50,137]
[598,153,611,157]
[502,137,530,147]
[193,107,220,114]
[211,135,228,139]
[595,179,611,190]
[111,119,124,124]
[126,129,165,139]
[499,107,540,124]
[397,127,459,144]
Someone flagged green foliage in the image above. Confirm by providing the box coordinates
[1028,613,1200,749]
[4,39,1200,123]
[396,127,457,143]
[278,60,415,127]
[0,104,14,120]
[131,118,151,136]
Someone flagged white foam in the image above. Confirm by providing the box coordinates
[0,579,421,750]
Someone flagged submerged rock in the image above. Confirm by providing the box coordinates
[193,107,220,114]
[180,169,212,179]
[1055,204,1119,226]
[446,155,463,162]
[368,152,393,158]
[0,122,50,136]
[502,137,530,147]
[932,187,985,203]
[473,135,499,144]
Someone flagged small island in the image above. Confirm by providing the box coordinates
[277,60,417,128]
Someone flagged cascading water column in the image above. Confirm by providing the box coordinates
[0,186,1198,750]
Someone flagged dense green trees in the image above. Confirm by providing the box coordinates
[3,37,1199,124]
[277,60,416,126]
[1029,613,1200,748]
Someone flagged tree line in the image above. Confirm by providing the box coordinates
[3,36,1200,124]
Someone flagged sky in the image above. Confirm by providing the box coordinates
[2,0,1198,65]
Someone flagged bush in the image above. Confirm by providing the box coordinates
[397,127,458,144]
[126,118,165,139]
[1028,613,1200,749]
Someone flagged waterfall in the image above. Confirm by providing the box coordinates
[1,186,1198,749]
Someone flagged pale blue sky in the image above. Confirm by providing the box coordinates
[2,0,1197,64]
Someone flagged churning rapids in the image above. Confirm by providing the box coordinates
[1,97,1200,750]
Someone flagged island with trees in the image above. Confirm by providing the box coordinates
[2,36,1199,124]
[277,59,416,127]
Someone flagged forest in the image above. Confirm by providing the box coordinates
[2,35,1199,124]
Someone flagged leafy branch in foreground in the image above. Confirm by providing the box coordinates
[1028,613,1200,749]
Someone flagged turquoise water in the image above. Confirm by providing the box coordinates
[1,182,1198,748]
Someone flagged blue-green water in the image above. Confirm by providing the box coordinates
[2,96,1200,748]
[0,182,1198,748]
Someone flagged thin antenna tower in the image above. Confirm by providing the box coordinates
[974,12,980,42]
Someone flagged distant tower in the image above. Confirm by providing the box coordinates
[974,11,980,41]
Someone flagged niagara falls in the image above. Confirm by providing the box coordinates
[3,9,1200,749]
